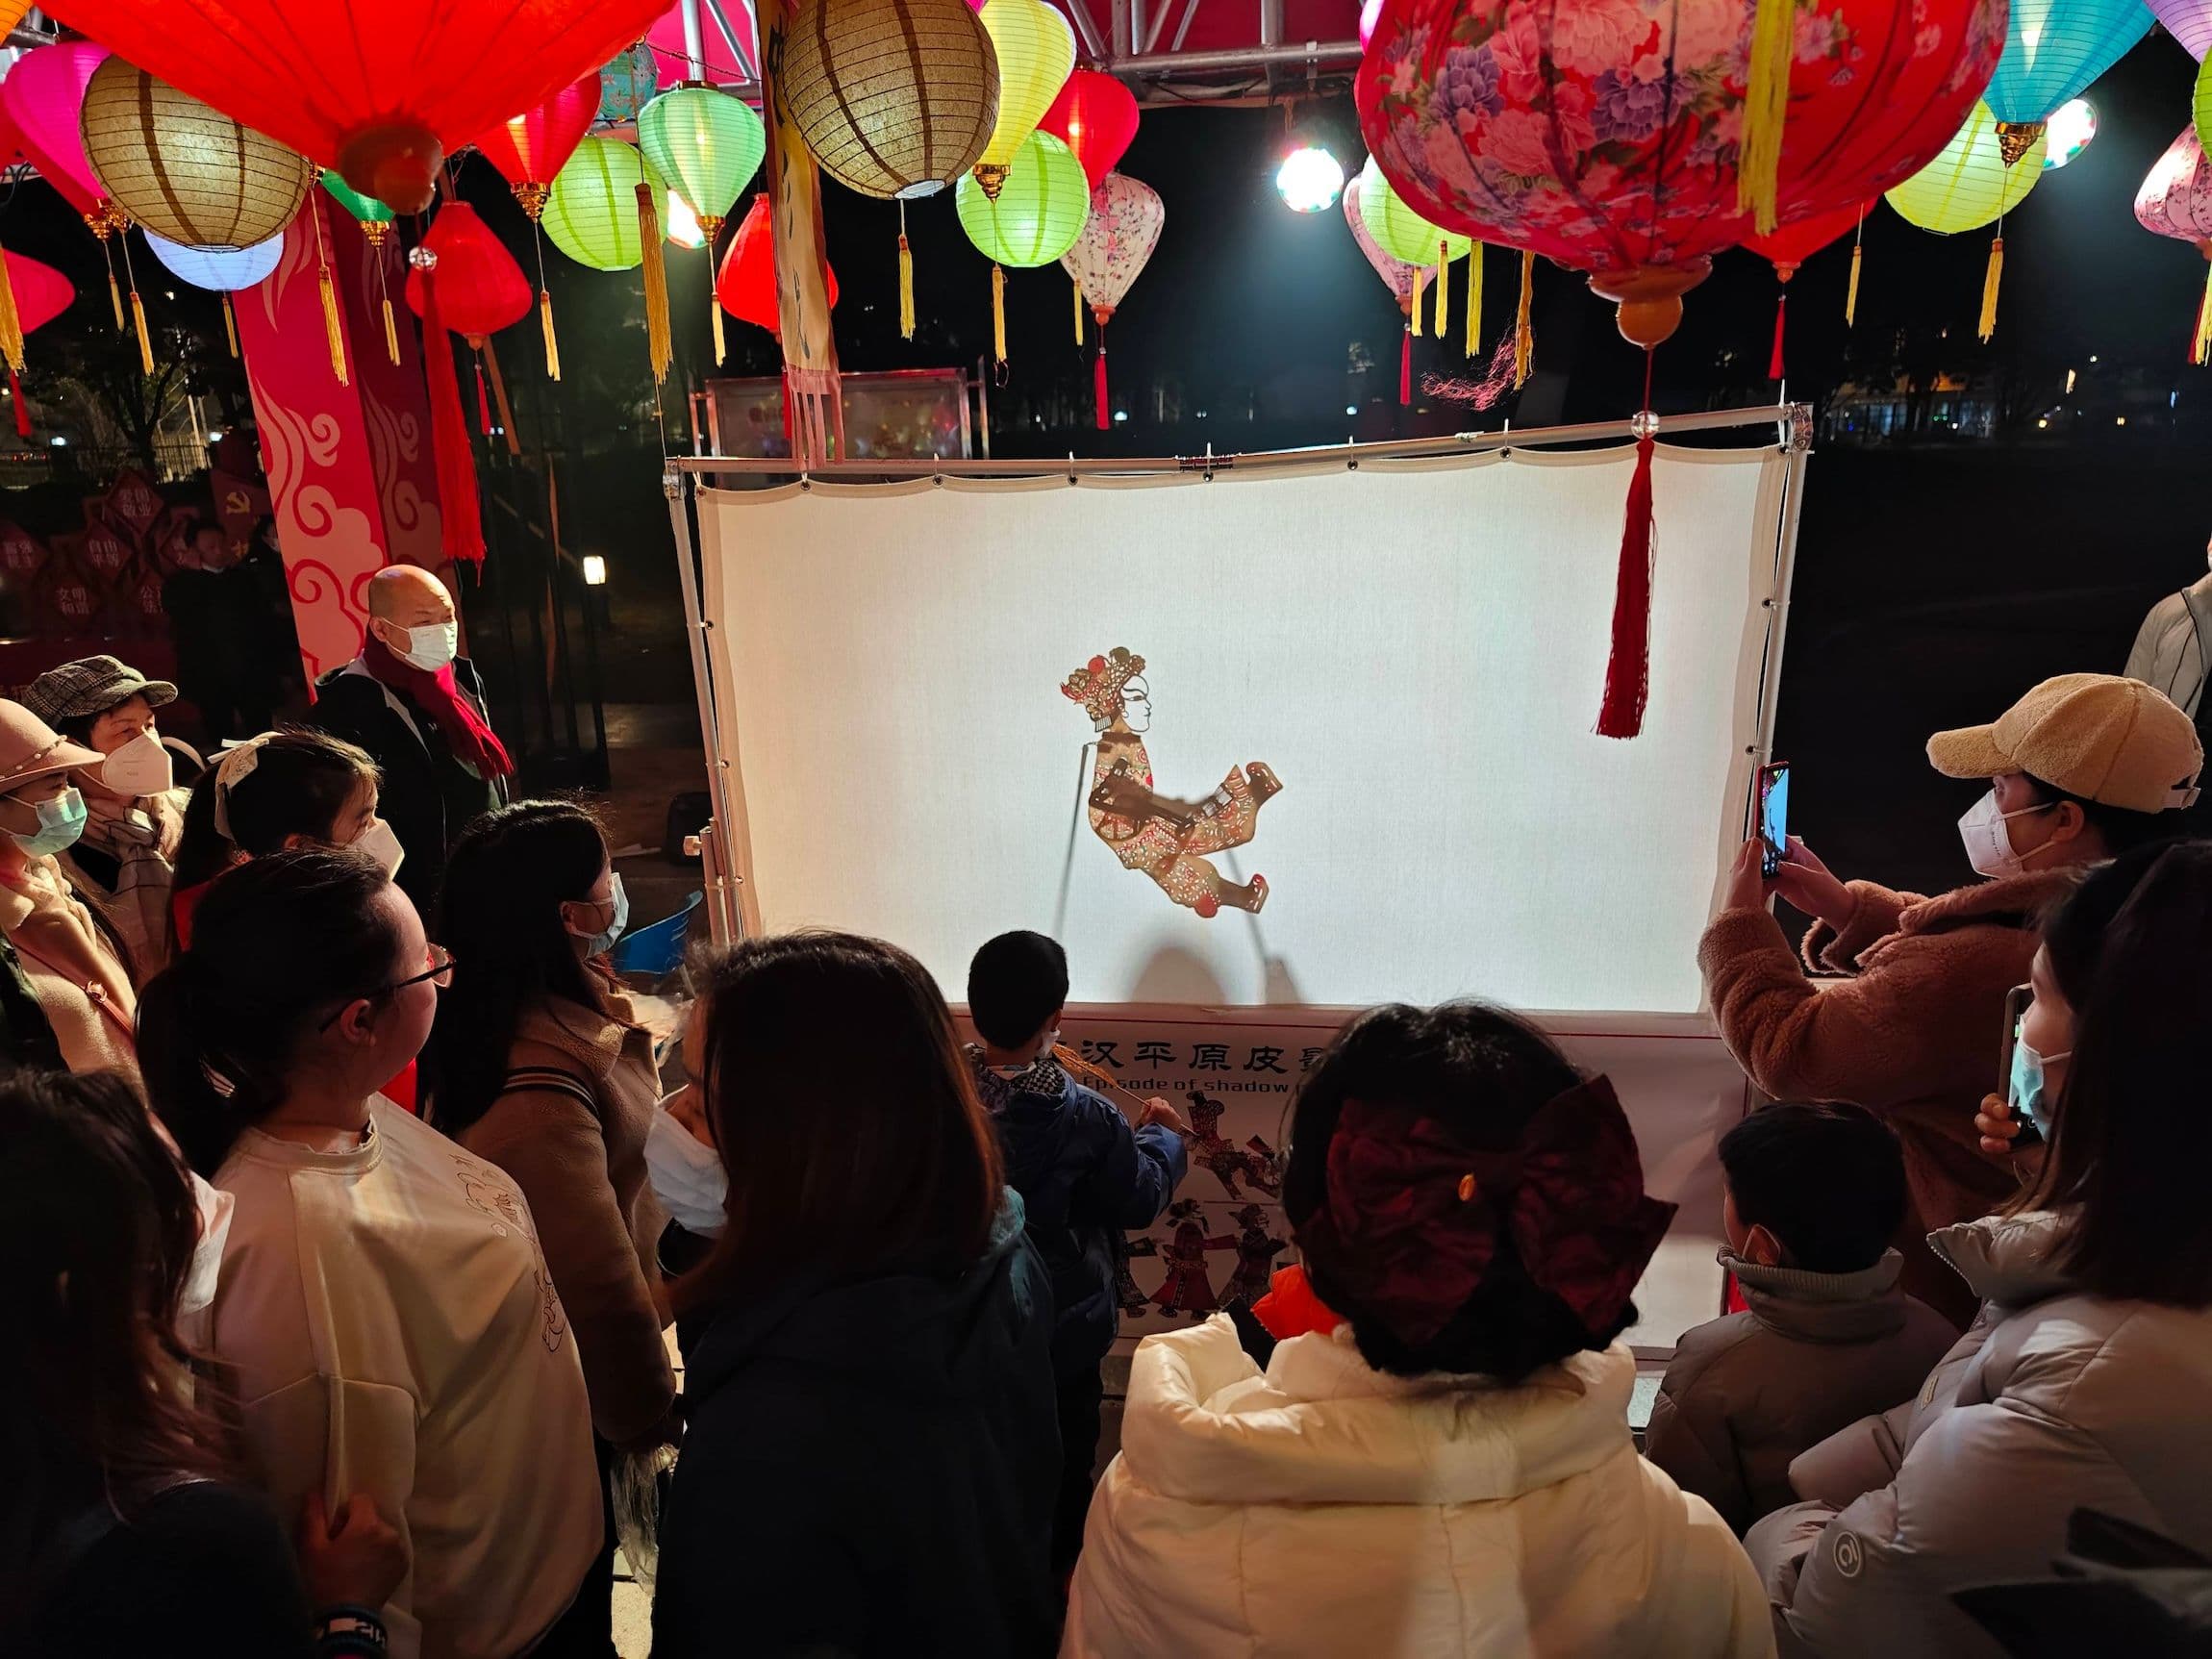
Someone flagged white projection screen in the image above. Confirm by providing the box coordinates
[693,442,1792,1017]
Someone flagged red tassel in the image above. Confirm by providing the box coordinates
[418,273,486,567]
[1094,334,1110,432]
[474,359,492,438]
[1399,327,1413,406]
[1768,290,1787,382]
[1597,429,1657,739]
[9,368,28,440]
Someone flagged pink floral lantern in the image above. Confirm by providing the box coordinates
[2135,126,2212,364]
[1060,170,1164,429]
[1344,167,1420,403]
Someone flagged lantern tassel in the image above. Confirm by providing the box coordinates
[1597,355,1658,741]
[10,367,28,441]
[1769,287,1787,382]
[1515,250,1535,390]
[223,293,239,359]
[131,289,154,377]
[418,270,486,566]
[638,183,671,383]
[103,240,123,332]
[1977,234,2004,343]
[1074,276,1085,346]
[1095,333,1110,431]
[992,264,1007,368]
[713,292,727,365]
[0,239,22,373]
[1399,325,1412,407]
[316,268,347,385]
[382,295,399,365]
[1466,244,1483,357]
[1739,0,1793,234]
[898,201,917,342]
[540,289,562,381]
[475,357,492,438]
[1846,238,1863,328]
[1411,266,1425,338]
[1433,243,1449,336]
[2195,256,2212,367]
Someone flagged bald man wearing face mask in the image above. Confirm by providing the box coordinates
[309,565,512,913]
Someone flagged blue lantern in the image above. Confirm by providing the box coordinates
[1984,0,2153,163]
[142,229,284,292]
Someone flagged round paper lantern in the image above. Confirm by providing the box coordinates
[321,171,396,245]
[639,84,765,235]
[404,202,532,342]
[544,136,666,270]
[598,40,661,122]
[956,130,1088,265]
[80,59,314,249]
[1887,103,2045,232]
[3,40,111,219]
[716,192,839,332]
[45,0,672,214]
[1040,67,1137,192]
[974,0,1075,195]
[142,227,283,289]
[1357,0,2005,348]
[2134,125,2212,362]
[780,0,999,200]
[472,70,604,219]
[2149,0,2212,58]
[1984,0,2152,163]
[1061,171,1162,429]
[1356,157,1470,269]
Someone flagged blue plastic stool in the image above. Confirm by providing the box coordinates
[609,890,703,985]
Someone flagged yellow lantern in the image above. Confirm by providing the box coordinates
[781,0,999,200]
[79,58,314,249]
[1886,102,2046,342]
[973,0,1074,198]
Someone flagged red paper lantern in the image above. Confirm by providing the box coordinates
[715,193,837,333]
[1040,69,1139,192]
[49,0,668,214]
[403,203,532,345]
[1744,198,1869,380]
[470,70,603,220]
[5,251,74,337]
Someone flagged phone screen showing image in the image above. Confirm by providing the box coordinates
[1758,763,1790,878]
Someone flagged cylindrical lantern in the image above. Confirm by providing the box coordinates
[1887,103,2047,232]
[781,0,999,199]
[716,192,840,332]
[974,0,1076,195]
[404,203,533,342]
[544,136,666,270]
[1985,0,2153,163]
[639,84,766,236]
[471,70,603,219]
[2134,125,2212,362]
[143,228,284,289]
[956,130,1089,265]
[80,59,314,249]
[1041,68,1139,191]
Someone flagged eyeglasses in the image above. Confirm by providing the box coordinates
[317,945,456,1031]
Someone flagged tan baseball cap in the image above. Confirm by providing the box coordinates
[1926,674,2203,814]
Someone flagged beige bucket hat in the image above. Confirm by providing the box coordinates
[1926,673,2203,814]
[0,699,105,795]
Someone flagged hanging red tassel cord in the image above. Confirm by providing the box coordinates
[9,367,28,440]
[1596,353,1657,741]
[417,272,486,566]
[1399,326,1412,407]
[1094,331,1110,431]
[474,358,493,438]
[1768,285,1788,381]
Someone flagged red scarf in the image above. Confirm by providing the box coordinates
[363,633,515,781]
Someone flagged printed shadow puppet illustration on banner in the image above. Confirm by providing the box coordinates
[1064,647,1285,918]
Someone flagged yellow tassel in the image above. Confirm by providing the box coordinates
[1411,265,1425,338]
[712,294,726,365]
[317,267,348,386]
[1977,234,2003,342]
[1466,244,1483,357]
[1434,243,1450,336]
[1846,239,1863,328]
[540,289,562,381]
[107,266,124,331]
[382,294,399,365]
[1073,275,1085,346]
[1738,0,1793,234]
[1514,250,1535,390]
[992,263,1007,365]
[2194,258,2212,367]
[223,293,239,359]
[0,237,24,373]
[131,289,154,376]
[898,234,916,341]
[638,183,671,384]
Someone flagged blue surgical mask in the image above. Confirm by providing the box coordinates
[2008,1030,2072,1141]
[11,786,87,857]
[569,872,629,957]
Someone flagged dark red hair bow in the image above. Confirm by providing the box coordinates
[1295,1075,1677,1349]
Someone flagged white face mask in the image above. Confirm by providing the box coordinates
[644,1103,726,1236]
[387,619,458,672]
[100,729,173,797]
[1958,790,2055,880]
[351,817,406,877]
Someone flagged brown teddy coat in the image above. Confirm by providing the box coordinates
[1697,868,2074,1326]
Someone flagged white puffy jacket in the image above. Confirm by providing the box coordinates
[1064,1316,1773,1659]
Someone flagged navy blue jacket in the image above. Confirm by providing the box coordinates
[971,1051,1188,1378]
[653,1197,1061,1659]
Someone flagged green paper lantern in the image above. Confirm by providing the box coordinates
[955,131,1088,266]
[639,85,765,236]
[1886,102,2045,234]
[1356,157,1470,268]
[544,136,666,271]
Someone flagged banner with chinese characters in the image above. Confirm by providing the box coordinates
[1053,1007,1747,1355]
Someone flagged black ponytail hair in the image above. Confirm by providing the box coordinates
[138,847,404,1176]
